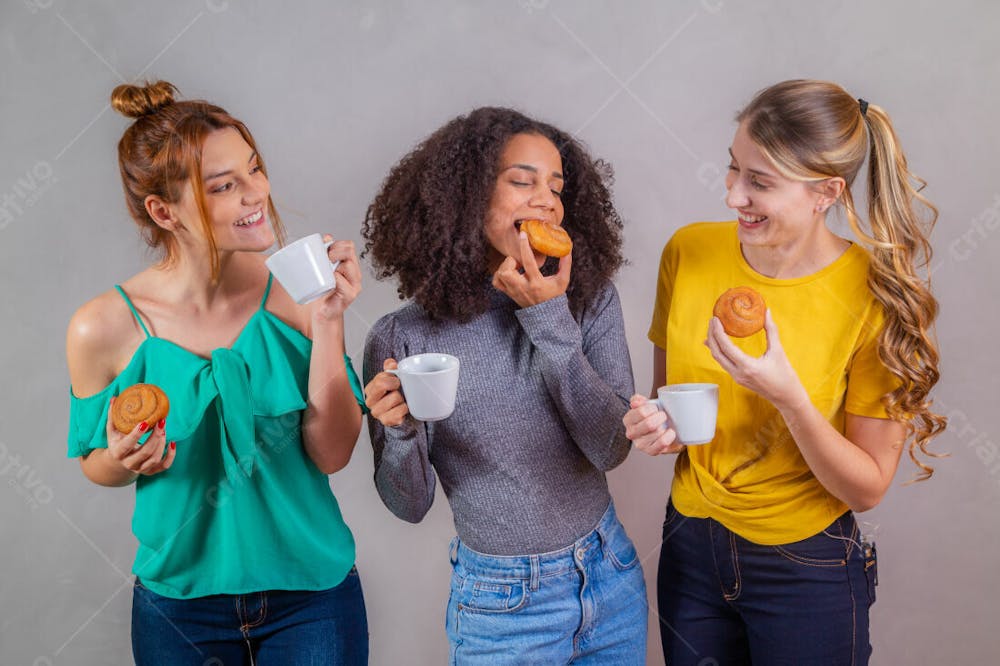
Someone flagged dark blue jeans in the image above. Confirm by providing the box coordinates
[657,500,877,666]
[131,567,368,665]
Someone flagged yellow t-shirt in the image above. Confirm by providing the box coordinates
[648,222,899,545]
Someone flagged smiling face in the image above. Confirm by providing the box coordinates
[484,132,565,271]
[173,126,274,253]
[724,121,829,250]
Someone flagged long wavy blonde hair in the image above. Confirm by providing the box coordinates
[738,79,946,479]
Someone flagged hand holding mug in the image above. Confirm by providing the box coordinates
[364,354,460,426]
[310,236,362,321]
[365,359,410,428]
[623,394,682,456]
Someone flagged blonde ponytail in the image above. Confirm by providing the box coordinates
[843,104,947,479]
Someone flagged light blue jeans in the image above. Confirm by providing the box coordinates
[445,501,647,664]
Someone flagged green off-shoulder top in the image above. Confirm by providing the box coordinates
[67,276,366,599]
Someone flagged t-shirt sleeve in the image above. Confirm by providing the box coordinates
[648,234,680,349]
[844,306,900,418]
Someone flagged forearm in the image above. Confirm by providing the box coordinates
[302,316,362,474]
[517,294,634,471]
[370,418,435,522]
[79,449,138,487]
[777,393,893,512]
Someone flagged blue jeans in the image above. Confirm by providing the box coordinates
[131,567,368,665]
[445,501,648,664]
[657,500,877,665]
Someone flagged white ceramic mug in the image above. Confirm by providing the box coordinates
[388,353,460,422]
[265,233,342,304]
[651,383,719,445]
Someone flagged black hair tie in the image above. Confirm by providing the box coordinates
[858,98,869,117]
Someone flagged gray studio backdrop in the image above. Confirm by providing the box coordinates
[2,1,997,664]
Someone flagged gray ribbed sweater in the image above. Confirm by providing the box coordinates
[363,283,634,555]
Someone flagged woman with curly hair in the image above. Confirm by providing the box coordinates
[625,79,946,665]
[362,107,647,663]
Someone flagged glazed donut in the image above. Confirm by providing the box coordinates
[713,287,766,337]
[522,219,573,258]
[112,383,170,434]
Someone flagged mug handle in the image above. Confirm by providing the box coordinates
[649,398,675,431]
[323,239,342,273]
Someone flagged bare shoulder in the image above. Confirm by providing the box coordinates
[66,288,144,397]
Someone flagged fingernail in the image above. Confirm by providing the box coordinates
[169,441,176,450]
[157,418,166,430]
[138,421,149,433]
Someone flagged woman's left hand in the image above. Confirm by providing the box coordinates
[492,231,571,308]
[705,309,809,411]
[309,236,362,321]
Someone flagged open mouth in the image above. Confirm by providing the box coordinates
[738,213,767,226]
[235,210,263,227]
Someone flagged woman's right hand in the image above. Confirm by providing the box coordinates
[623,394,684,456]
[105,397,176,475]
[364,359,410,427]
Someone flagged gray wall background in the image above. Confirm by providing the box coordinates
[2,1,997,664]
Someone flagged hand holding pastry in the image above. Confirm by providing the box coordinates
[365,358,410,427]
[492,230,571,308]
[105,389,176,476]
[713,286,766,337]
[705,310,809,410]
[623,394,683,456]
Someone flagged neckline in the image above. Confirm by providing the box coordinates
[70,309,308,400]
[731,223,862,286]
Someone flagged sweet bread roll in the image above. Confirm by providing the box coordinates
[713,287,766,337]
[112,383,170,434]
[522,219,572,258]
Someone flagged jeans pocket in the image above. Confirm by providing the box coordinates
[773,528,850,568]
[606,534,640,571]
[456,576,529,615]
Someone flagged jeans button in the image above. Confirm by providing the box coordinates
[575,548,585,561]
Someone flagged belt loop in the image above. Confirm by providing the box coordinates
[449,537,459,565]
[529,555,540,591]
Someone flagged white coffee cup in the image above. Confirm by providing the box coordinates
[265,233,342,304]
[651,383,719,445]
[388,353,460,422]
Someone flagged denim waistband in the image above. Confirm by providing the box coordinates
[450,500,624,582]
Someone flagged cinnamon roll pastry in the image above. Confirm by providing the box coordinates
[713,287,766,337]
[112,383,170,434]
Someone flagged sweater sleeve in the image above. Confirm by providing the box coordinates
[363,316,437,523]
[515,284,635,471]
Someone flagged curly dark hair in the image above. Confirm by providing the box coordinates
[361,107,625,322]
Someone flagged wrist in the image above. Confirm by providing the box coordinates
[772,382,811,415]
[311,311,345,332]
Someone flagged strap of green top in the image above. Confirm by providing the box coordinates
[260,274,273,309]
[114,285,151,338]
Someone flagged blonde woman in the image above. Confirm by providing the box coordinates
[625,80,945,665]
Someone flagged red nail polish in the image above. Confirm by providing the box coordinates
[157,418,166,430]
[169,441,176,450]
[138,422,149,433]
